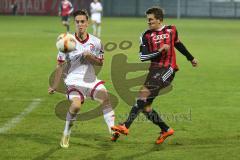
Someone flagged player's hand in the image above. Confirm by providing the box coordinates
[83,52,92,59]
[159,44,170,52]
[58,12,61,16]
[48,87,56,94]
[191,58,198,67]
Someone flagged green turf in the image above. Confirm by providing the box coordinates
[0,15,240,160]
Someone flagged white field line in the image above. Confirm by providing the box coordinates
[0,98,42,134]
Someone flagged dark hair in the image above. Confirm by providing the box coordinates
[73,9,89,20]
[146,7,164,21]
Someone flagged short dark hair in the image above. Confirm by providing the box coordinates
[146,7,164,21]
[73,9,89,20]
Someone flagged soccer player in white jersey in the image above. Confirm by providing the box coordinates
[90,0,103,37]
[48,9,119,148]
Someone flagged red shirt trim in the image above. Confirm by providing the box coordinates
[67,88,85,104]
[90,81,105,99]
[75,33,89,44]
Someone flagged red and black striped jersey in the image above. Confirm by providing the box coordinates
[59,0,73,16]
[139,25,194,71]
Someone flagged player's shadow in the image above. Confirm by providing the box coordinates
[73,132,113,149]
[116,145,164,160]
[0,133,61,160]
[72,132,164,160]
[0,133,59,145]
[83,153,110,160]
[33,146,61,160]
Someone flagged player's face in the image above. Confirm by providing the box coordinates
[147,14,161,30]
[75,15,89,34]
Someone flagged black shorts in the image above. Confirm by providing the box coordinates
[61,16,69,22]
[144,67,175,99]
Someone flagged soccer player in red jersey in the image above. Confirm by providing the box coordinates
[59,0,74,32]
[111,7,198,144]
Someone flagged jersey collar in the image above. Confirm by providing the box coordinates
[75,33,89,44]
[156,25,165,31]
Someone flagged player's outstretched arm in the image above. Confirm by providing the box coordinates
[48,63,64,94]
[83,52,103,66]
[175,42,198,67]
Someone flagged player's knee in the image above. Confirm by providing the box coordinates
[136,97,154,110]
[100,90,110,103]
[70,97,82,113]
[139,87,150,99]
[95,89,110,104]
[62,22,68,26]
[143,105,152,113]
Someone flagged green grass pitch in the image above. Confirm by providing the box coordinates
[0,15,240,160]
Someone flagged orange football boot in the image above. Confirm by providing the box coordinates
[111,131,120,142]
[111,124,129,135]
[156,128,174,144]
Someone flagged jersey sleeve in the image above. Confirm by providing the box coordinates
[57,51,66,64]
[173,25,180,44]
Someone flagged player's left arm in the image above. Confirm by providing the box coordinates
[68,2,74,15]
[83,52,103,66]
[174,27,198,67]
[83,42,104,66]
[97,3,103,13]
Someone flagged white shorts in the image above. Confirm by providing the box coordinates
[91,13,101,23]
[66,78,106,103]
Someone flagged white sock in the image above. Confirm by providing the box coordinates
[97,26,101,37]
[63,111,76,136]
[103,108,115,134]
[63,120,72,136]
[92,24,97,36]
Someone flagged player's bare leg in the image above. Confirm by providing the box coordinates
[92,20,97,36]
[94,88,119,141]
[62,21,70,33]
[61,97,81,148]
[96,23,101,37]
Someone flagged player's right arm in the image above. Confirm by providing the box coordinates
[90,3,95,14]
[48,63,64,94]
[173,26,198,67]
[139,33,169,62]
[58,3,62,16]
[48,52,66,94]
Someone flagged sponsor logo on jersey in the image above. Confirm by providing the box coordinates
[152,34,169,41]
[89,43,95,52]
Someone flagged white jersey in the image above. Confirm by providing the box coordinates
[57,33,104,86]
[90,2,103,15]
